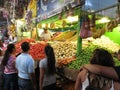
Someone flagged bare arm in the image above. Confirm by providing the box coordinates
[75,73,82,90]
[75,69,87,90]
[84,64,119,81]
[39,68,44,90]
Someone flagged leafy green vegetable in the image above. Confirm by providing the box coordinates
[67,44,98,69]
[67,43,120,69]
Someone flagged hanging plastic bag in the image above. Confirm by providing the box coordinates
[80,14,92,38]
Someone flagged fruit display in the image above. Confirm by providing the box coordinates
[92,28,106,39]
[8,24,17,37]
[17,38,36,44]
[15,39,46,60]
[67,34,77,41]
[29,42,46,60]
[53,32,61,37]
[51,41,77,65]
[54,30,77,41]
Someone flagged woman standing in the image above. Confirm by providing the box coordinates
[2,44,18,90]
[39,45,56,90]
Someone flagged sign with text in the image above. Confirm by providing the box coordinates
[37,0,80,21]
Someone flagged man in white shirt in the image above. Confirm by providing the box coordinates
[16,42,36,90]
[40,28,53,41]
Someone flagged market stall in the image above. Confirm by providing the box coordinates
[35,1,120,82]
[0,0,119,90]
[1,0,120,86]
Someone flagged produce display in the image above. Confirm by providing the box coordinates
[67,44,98,69]
[8,24,17,37]
[52,41,77,65]
[53,32,61,37]
[15,32,120,69]
[67,34,77,41]
[54,30,77,41]
[16,39,46,60]
[90,36,120,52]
[67,43,120,69]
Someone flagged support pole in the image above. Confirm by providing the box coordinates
[77,10,82,56]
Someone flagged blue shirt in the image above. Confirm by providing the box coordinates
[16,53,34,79]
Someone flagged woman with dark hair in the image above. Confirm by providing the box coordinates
[83,49,120,85]
[39,45,56,90]
[2,43,18,90]
[75,48,120,90]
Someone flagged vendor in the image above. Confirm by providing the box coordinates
[40,28,53,41]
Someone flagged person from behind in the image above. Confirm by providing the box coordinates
[2,44,18,90]
[75,48,120,90]
[83,49,120,82]
[40,28,53,41]
[16,42,36,90]
[39,45,56,90]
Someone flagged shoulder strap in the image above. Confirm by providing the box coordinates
[110,80,114,90]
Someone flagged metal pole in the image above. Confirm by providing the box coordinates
[93,3,119,14]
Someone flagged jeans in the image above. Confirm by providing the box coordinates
[18,78,34,90]
[4,73,18,90]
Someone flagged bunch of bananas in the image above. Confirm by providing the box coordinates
[28,0,37,17]
[54,31,76,41]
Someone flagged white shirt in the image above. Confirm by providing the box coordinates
[40,31,52,41]
[39,58,56,87]
[16,53,35,79]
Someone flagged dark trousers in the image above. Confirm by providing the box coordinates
[18,78,34,90]
[4,73,18,90]
[35,66,39,90]
[0,65,4,90]
[43,83,56,90]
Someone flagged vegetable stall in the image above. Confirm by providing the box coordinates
[6,0,120,90]
[13,0,120,84]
